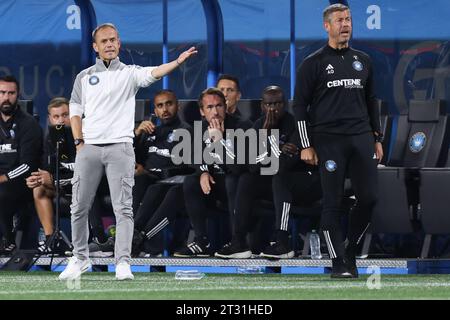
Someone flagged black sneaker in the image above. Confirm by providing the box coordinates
[0,240,16,256]
[215,240,252,259]
[173,240,212,257]
[38,239,72,256]
[260,241,294,259]
[344,249,359,278]
[330,258,353,279]
[37,240,49,254]
[88,237,114,257]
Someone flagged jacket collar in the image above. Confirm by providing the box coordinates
[95,57,121,71]
[324,44,350,55]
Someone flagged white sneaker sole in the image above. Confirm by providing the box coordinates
[215,250,252,259]
[89,251,114,258]
[259,250,295,259]
[58,262,92,281]
[116,274,134,281]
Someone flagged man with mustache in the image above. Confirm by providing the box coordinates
[59,23,197,281]
[0,75,42,256]
[294,4,383,278]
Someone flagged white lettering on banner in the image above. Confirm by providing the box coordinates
[66,5,81,30]
[327,79,363,89]
[367,5,381,30]
[0,65,78,101]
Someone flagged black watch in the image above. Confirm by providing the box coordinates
[374,132,384,143]
[74,138,85,146]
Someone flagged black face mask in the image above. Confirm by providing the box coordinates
[0,102,18,117]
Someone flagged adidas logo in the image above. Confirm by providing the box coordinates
[326,64,334,74]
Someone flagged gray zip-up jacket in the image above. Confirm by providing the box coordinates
[69,57,159,144]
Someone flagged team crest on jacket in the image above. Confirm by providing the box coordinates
[167,131,175,143]
[325,160,337,172]
[89,75,99,85]
[352,61,363,71]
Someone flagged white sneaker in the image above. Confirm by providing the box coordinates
[115,262,134,280]
[58,256,91,281]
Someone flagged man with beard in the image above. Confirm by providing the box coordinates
[0,75,42,255]
[123,89,192,257]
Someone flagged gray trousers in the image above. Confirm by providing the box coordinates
[71,143,135,264]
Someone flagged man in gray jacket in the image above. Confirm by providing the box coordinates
[59,23,197,281]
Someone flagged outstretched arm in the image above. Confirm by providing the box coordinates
[151,46,198,79]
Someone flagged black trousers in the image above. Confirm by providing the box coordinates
[183,173,238,241]
[233,173,273,243]
[132,174,160,215]
[313,132,378,259]
[272,170,322,232]
[135,184,185,252]
[0,178,32,243]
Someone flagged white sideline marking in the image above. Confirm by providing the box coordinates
[0,281,450,295]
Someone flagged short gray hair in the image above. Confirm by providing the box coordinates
[323,3,349,22]
[92,23,119,42]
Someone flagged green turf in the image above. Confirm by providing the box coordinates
[0,272,449,300]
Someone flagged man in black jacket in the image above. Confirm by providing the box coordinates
[25,97,74,255]
[216,74,242,118]
[215,86,322,259]
[0,75,42,255]
[174,88,252,257]
[130,89,193,256]
[293,4,383,278]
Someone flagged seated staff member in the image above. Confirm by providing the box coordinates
[215,86,314,259]
[174,87,252,257]
[131,89,193,256]
[0,75,42,256]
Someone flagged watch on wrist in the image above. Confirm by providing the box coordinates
[74,138,84,146]
[374,132,384,143]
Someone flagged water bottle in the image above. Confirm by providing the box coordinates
[237,266,264,274]
[175,270,205,280]
[309,230,322,259]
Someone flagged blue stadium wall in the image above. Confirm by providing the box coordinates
[0,0,449,126]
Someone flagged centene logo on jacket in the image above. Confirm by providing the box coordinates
[0,144,16,153]
[327,78,363,89]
